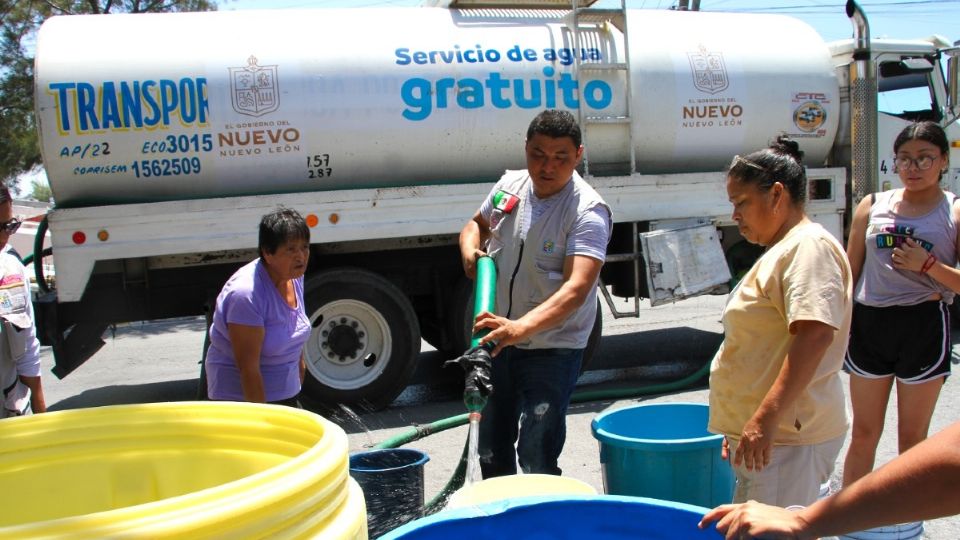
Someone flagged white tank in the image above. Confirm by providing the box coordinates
[33,8,839,206]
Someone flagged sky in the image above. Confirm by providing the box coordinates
[217,0,960,43]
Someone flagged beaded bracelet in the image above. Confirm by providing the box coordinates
[921,253,937,274]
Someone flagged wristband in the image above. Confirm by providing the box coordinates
[921,253,937,274]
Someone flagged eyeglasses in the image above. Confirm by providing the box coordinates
[730,155,767,172]
[0,218,21,234]
[894,155,938,171]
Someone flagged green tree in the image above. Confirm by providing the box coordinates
[0,0,216,188]
[30,178,53,202]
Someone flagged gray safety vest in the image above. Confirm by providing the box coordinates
[486,170,610,349]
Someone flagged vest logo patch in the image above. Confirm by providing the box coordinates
[0,288,26,313]
[542,240,555,254]
[492,190,520,213]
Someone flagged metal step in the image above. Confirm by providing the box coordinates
[428,0,599,8]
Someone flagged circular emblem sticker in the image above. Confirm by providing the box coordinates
[793,101,826,133]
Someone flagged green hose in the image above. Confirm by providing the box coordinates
[372,250,713,516]
[32,215,52,294]
[471,256,496,347]
[568,358,710,403]
[463,256,496,413]
[375,353,711,451]
[372,413,469,450]
[374,356,712,516]
[22,246,53,267]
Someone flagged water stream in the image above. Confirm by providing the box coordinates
[333,403,374,448]
[464,412,482,487]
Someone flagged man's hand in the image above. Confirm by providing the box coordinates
[474,311,530,356]
[461,248,488,280]
[699,501,810,539]
[459,211,490,279]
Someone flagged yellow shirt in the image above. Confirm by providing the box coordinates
[709,222,851,445]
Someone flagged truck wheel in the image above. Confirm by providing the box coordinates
[301,269,420,411]
[444,275,475,357]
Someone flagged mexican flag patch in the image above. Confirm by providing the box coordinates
[492,190,520,213]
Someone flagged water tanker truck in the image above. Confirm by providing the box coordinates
[30,0,960,409]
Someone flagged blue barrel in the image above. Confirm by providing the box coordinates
[591,402,734,508]
[380,495,716,539]
[349,448,430,539]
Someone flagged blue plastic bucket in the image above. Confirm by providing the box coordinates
[380,495,715,539]
[349,448,429,539]
[591,402,734,508]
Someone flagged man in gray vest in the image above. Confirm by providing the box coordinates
[459,109,611,477]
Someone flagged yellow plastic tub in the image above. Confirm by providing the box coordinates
[446,474,596,509]
[0,401,366,539]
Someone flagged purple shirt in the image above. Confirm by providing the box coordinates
[205,259,310,401]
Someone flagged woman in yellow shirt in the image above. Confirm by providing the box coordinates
[708,136,852,508]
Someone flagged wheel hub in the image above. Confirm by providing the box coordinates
[321,316,366,364]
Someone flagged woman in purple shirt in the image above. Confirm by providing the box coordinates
[205,208,311,406]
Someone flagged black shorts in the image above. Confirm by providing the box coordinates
[845,301,952,383]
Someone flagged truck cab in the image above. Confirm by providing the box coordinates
[829,36,960,198]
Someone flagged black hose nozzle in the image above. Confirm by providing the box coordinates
[444,345,494,413]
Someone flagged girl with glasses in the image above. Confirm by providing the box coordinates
[843,121,958,491]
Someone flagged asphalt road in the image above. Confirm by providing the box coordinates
[38,295,960,539]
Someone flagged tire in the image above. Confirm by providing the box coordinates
[196,298,215,401]
[301,269,420,411]
[444,275,476,357]
[197,346,209,400]
[580,298,603,375]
